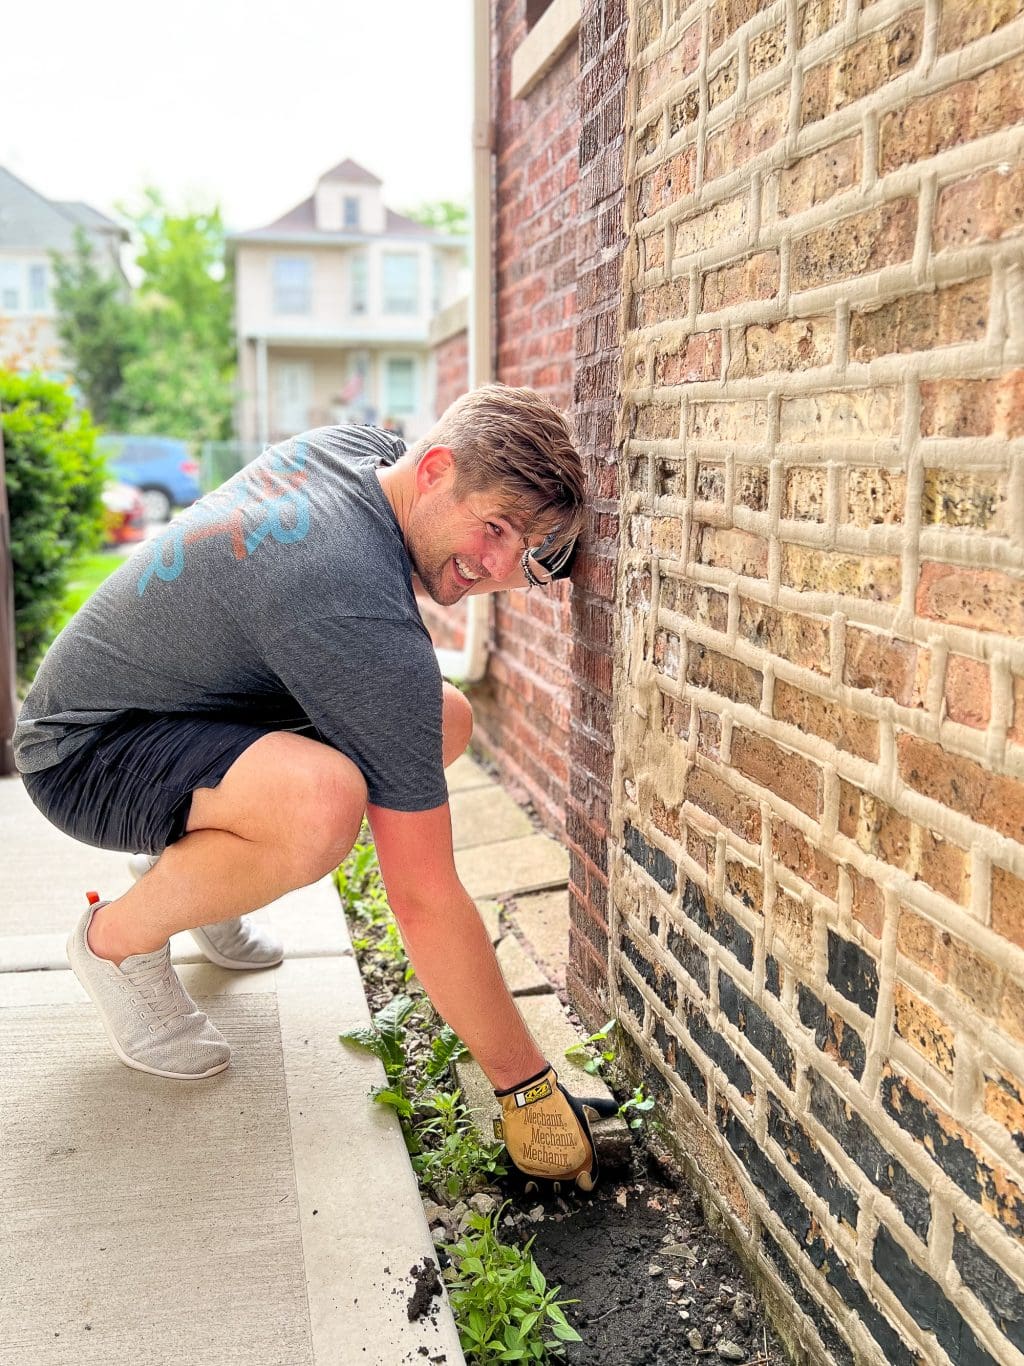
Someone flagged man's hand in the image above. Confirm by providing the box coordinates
[494,1064,618,1191]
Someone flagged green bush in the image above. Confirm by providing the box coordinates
[1,370,106,679]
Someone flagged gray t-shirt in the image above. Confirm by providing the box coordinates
[14,425,447,813]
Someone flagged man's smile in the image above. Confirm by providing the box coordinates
[452,556,483,587]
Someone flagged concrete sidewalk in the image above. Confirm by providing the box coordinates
[1,752,618,1366]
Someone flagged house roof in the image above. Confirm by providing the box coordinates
[318,158,382,185]
[231,196,455,245]
[0,166,127,250]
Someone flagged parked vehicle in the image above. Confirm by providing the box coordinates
[101,481,147,546]
[98,435,202,522]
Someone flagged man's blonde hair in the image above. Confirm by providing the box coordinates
[411,384,585,555]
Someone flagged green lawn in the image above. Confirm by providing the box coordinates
[54,551,125,635]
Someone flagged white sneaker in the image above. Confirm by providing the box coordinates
[127,853,284,970]
[67,898,230,1080]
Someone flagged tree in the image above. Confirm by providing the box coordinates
[404,199,470,235]
[50,229,137,427]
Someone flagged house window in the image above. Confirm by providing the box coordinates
[432,255,443,313]
[0,262,20,310]
[273,256,312,314]
[343,196,360,229]
[385,358,417,415]
[28,264,48,310]
[350,252,368,313]
[382,253,419,315]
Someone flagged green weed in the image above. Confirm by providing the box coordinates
[563,1018,617,1077]
[411,1090,507,1200]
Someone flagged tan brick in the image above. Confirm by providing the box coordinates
[631,404,681,440]
[912,827,970,905]
[732,727,824,816]
[894,981,956,1076]
[687,823,716,870]
[898,733,1024,843]
[922,469,1008,532]
[776,136,862,218]
[695,525,769,578]
[949,940,1003,1020]
[655,458,684,497]
[774,679,880,762]
[670,89,701,139]
[654,516,684,556]
[772,890,816,968]
[749,22,786,77]
[736,465,769,512]
[708,0,776,49]
[639,20,702,105]
[850,278,989,362]
[655,333,722,385]
[686,642,764,707]
[780,387,901,443]
[772,817,840,897]
[945,656,992,729]
[850,867,885,937]
[920,372,1024,438]
[730,316,834,377]
[654,628,682,678]
[801,14,923,126]
[784,467,827,521]
[897,907,949,982]
[637,150,697,218]
[689,399,768,441]
[705,88,790,182]
[843,628,926,706]
[636,116,663,159]
[633,277,690,330]
[992,865,1024,951]
[643,230,666,271]
[737,599,832,673]
[999,976,1024,1044]
[673,194,747,261]
[879,53,1024,173]
[660,578,730,631]
[696,462,727,502]
[984,1069,1024,1153]
[686,766,763,842]
[781,546,902,601]
[725,856,764,911]
[701,250,780,312]
[709,55,740,110]
[636,0,663,48]
[934,163,1024,251]
[846,467,907,527]
[937,0,1024,54]
[840,783,913,862]
[791,197,917,291]
[1012,674,1024,747]
[798,0,844,45]
[917,563,1024,637]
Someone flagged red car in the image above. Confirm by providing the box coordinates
[101,481,147,546]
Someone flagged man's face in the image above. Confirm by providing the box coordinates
[407,478,552,606]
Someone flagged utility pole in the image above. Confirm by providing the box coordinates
[0,420,17,775]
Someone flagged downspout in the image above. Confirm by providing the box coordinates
[435,0,493,683]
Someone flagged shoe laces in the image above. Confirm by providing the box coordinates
[124,957,188,1026]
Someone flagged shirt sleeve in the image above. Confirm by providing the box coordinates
[263,614,447,812]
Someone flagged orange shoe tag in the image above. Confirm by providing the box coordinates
[86,891,101,906]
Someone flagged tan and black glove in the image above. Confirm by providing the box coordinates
[494,1064,618,1191]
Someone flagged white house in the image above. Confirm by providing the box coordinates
[0,166,128,376]
[230,159,467,444]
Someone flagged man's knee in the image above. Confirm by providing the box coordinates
[442,683,474,767]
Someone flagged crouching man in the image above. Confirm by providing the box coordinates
[14,384,614,1189]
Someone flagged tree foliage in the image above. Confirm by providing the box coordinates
[404,199,470,235]
[1,371,105,677]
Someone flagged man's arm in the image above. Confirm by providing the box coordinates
[366,800,545,1090]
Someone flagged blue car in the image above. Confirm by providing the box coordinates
[98,435,202,522]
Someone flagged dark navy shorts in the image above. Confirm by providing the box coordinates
[20,712,307,856]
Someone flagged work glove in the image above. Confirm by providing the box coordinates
[494,1064,619,1192]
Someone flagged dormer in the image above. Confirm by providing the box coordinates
[313,158,385,234]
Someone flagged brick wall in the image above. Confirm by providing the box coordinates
[469,0,582,834]
[566,0,632,1022]
[435,327,470,419]
[607,2,1024,1364]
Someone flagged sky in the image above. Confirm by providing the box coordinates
[1,0,473,233]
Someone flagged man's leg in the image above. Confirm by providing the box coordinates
[89,732,368,963]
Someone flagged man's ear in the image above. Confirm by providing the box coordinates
[414,445,456,496]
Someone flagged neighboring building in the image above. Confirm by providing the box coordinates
[230,158,467,444]
[0,166,128,375]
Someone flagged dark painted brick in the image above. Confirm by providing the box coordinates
[761,1228,856,1366]
[621,932,677,1011]
[882,1070,1024,1235]
[686,1000,752,1097]
[724,1110,814,1243]
[827,929,880,1016]
[766,954,781,996]
[681,878,755,968]
[624,822,676,891]
[873,1225,1000,1366]
[617,967,645,1024]
[810,1074,931,1240]
[681,878,712,931]
[768,1094,859,1229]
[655,1015,708,1107]
[719,972,795,1087]
[953,1226,1024,1354]
[667,923,710,994]
[798,984,866,1080]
